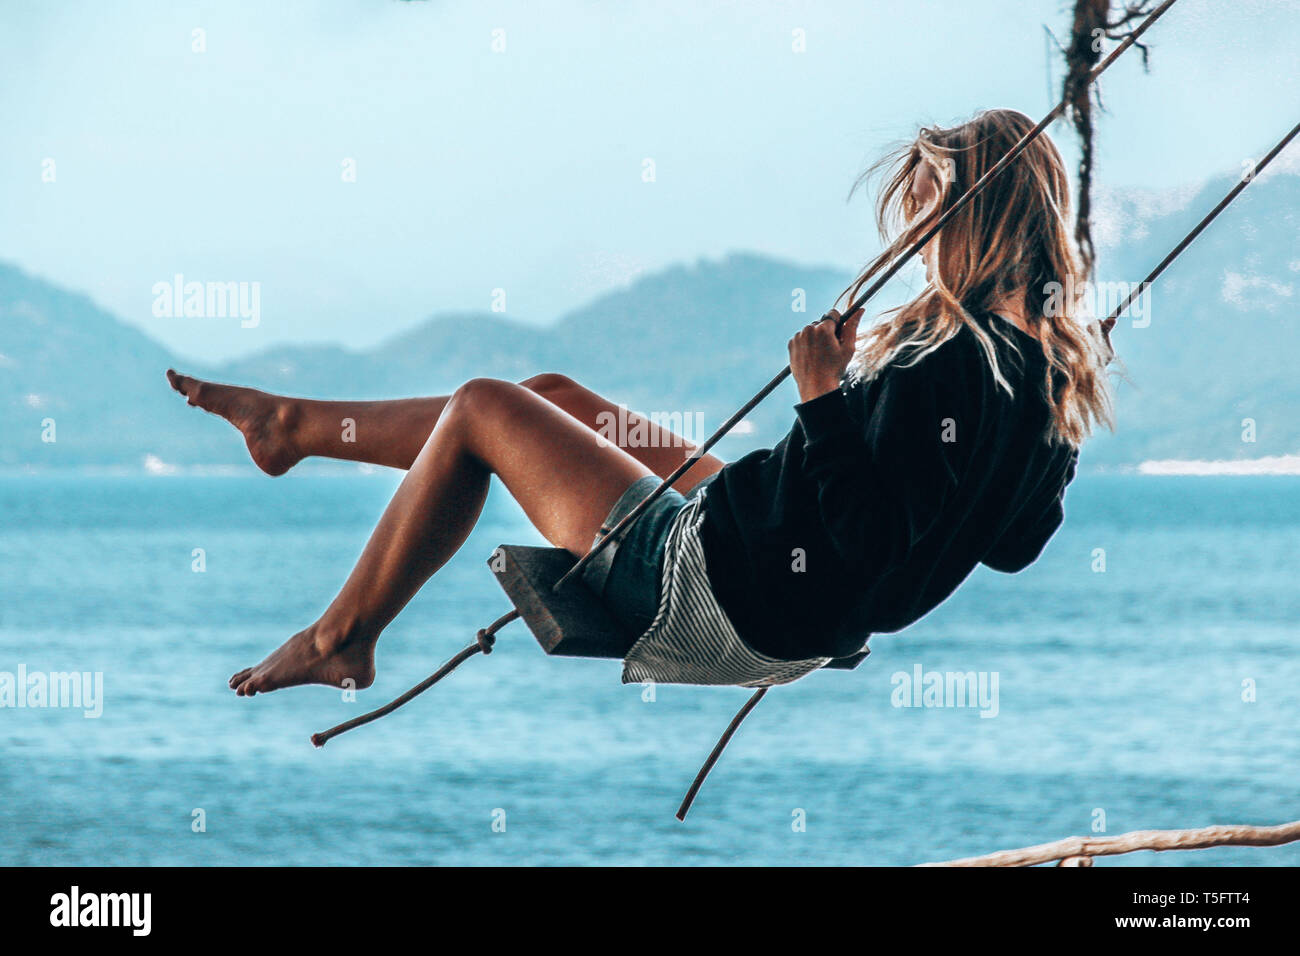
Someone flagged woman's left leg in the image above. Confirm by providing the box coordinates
[229,377,655,696]
[165,369,724,491]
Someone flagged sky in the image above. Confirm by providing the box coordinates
[2,0,1298,362]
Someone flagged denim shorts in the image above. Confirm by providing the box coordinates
[580,472,718,639]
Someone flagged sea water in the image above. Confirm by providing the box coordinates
[1,472,1296,866]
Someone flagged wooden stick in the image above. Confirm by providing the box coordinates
[920,819,1300,867]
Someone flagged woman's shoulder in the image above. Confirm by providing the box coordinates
[849,309,1044,410]
[882,321,996,388]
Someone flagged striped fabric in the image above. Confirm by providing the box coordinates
[621,495,831,688]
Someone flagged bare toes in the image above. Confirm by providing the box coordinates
[166,368,193,397]
[229,668,253,689]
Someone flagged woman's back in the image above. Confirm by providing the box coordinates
[700,309,1078,660]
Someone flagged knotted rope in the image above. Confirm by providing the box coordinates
[311,609,519,748]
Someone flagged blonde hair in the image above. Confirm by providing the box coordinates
[839,108,1114,447]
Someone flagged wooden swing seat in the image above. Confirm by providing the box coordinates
[489,544,870,670]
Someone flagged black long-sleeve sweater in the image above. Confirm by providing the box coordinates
[699,309,1080,661]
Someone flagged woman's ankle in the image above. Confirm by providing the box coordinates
[311,609,377,654]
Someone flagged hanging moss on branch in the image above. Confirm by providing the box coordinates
[1059,0,1159,279]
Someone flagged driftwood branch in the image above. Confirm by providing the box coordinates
[921,819,1300,867]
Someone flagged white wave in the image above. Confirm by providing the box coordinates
[141,454,178,476]
[1138,454,1300,476]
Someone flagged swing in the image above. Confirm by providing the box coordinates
[311,0,1296,820]
[488,543,872,668]
[309,0,1170,811]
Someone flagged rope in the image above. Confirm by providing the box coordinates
[310,609,519,747]
[1100,119,1300,341]
[675,687,768,821]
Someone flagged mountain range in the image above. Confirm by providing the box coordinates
[2,169,1297,471]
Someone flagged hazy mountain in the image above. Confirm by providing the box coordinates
[0,171,1296,470]
[0,264,220,467]
[1088,170,1300,464]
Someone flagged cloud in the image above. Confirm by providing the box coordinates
[1220,270,1294,309]
[1092,182,1201,249]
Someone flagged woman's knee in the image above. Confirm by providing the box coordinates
[519,372,576,396]
[446,377,524,424]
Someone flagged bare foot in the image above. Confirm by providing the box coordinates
[166,369,302,476]
[229,623,376,697]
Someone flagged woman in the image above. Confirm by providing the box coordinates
[166,108,1113,697]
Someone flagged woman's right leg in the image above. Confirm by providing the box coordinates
[226,377,659,696]
[166,370,725,491]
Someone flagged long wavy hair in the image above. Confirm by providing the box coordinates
[839,108,1115,447]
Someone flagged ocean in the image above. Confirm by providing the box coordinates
[1,472,1297,866]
